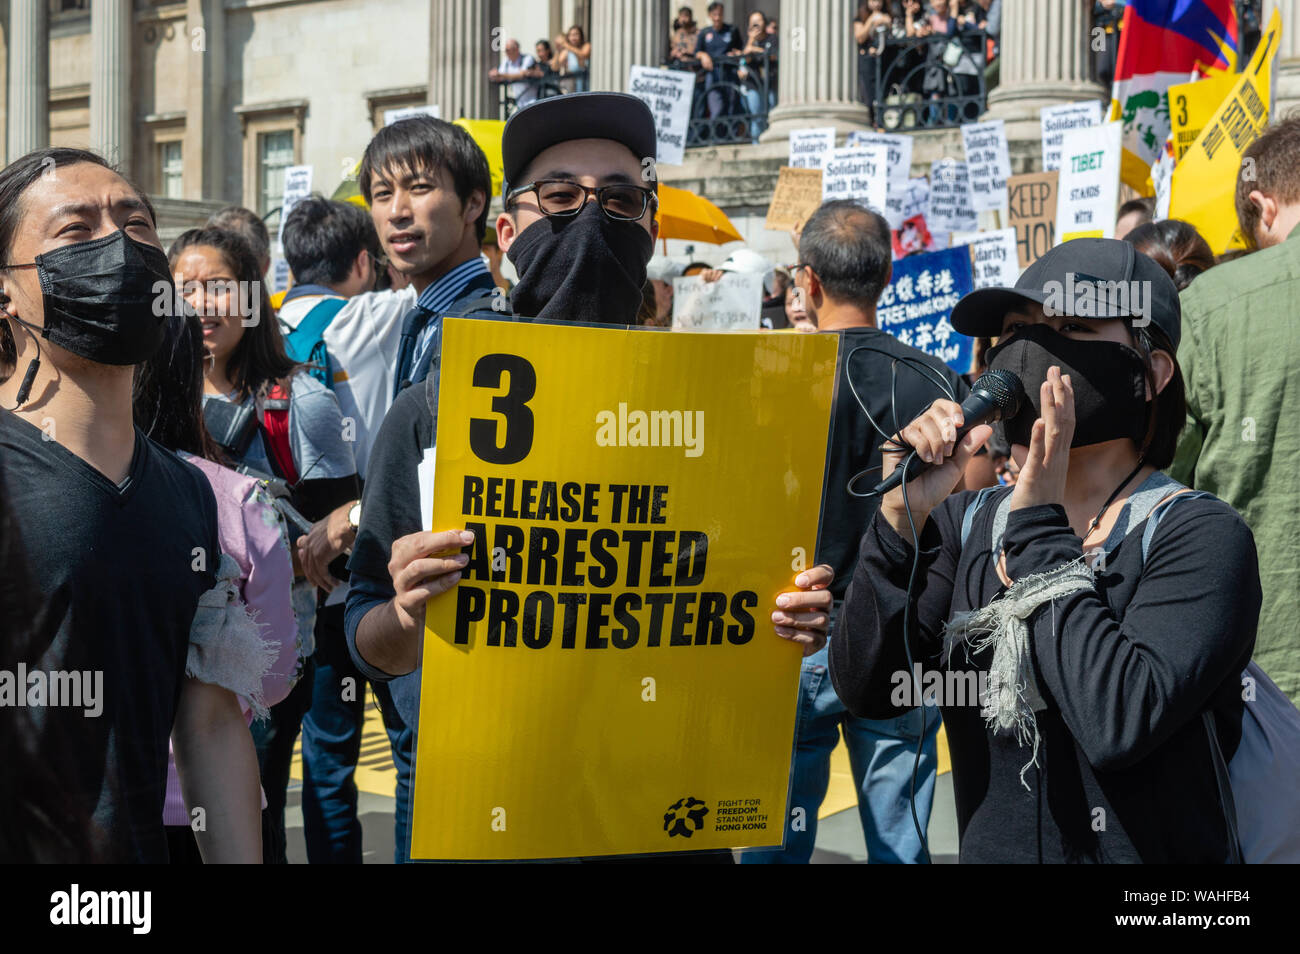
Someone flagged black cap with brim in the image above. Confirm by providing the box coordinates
[501,92,659,200]
[950,237,1182,350]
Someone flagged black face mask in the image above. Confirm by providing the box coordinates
[17,231,172,365]
[985,323,1150,450]
[506,201,653,325]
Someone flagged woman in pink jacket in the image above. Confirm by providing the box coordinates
[134,311,301,863]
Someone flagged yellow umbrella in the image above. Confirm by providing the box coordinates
[330,118,507,208]
[656,184,743,245]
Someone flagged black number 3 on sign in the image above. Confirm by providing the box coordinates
[469,353,536,465]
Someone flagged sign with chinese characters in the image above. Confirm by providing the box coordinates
[874,246,975,373]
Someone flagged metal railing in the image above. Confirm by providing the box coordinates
[667,51,775,147]
[496,69,590,119]
[871,31,988,130]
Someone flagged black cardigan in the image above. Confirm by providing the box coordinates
[831,488,1260,863]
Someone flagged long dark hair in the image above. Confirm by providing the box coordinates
[1130,321,1186,471]
[168,227,291,401]
[133,310,226,462]
[1125,219,1216,292]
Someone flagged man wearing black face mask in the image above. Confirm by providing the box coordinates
[345,94,832,862]
[0,148,262,862]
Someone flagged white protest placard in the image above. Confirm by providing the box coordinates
[928,159,977,233]
[270,256,292,295]
[276,165,313,246]
[953,227,1021,289]
[820,146,888,213]
[1040,101,1102,172]
[847,131,915,228]
[788,127,836,169]
[671,273,764,330]
[960,119,1011,214]
[1055,121,1122,242]
[628,66,694,167]
[897,176,929,223]
[385,104,441,125]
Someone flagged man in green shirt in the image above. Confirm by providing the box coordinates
[1169,117,1300,704]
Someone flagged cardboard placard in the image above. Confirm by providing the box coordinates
[764,167,824,231]
[1007,170,1059,268]
[671,273,765,330]
[412,317,837,860]
[628,66,694,167]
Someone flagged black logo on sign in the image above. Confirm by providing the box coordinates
[663,797,709,837]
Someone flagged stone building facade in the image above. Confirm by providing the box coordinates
[3,1,1298,253]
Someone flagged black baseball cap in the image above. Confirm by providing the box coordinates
[501,92,659,201]
[950,238,1182,350]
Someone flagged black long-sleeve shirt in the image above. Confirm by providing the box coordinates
[831,488,1260,863]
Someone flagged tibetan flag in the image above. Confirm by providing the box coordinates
[1109,0,1238,194]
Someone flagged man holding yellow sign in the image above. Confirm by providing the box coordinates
[344,93,836,861]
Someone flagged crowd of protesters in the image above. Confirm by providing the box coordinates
[2,42,1300,866]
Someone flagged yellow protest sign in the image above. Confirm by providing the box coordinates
[1170,9,1281,253]
[1168,73,1238,161]
[410,318,838,860]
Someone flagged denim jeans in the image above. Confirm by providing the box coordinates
[740,640,940,864]
[251,655,315,864]
[300,605,414,864]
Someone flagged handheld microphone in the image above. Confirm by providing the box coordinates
[871,368,1025,496]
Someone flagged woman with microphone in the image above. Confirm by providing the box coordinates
[831,238,1261,863]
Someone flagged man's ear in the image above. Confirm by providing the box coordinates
[883,262,893,288]
[353,249,369,282]
[464,189,487,231]
[1249,190,1277,234]
[496,211,518,252]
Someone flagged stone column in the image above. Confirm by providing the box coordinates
[7,0,48,159]
[185,0,225,201]
[985,0,1104,123]
[761,0,871,142]
[90,0,132,169]
[589,0,669,93]
[430,0,500,120]
[1264,0,1300,120]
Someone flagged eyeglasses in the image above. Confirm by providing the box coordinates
[786,262,813,275]
[505,179,657,222]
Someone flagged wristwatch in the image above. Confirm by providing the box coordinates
[347,500,362,533]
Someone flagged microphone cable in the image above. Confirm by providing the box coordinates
[840,341,959,865]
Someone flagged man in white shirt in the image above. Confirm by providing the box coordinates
[490,38,539,108]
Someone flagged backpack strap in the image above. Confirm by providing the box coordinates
[259,380,300,485]
[959,485,1004,549]
[284,297,347,390]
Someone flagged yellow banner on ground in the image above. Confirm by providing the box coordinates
[410,318,838,861]
[1169,10,1282,253]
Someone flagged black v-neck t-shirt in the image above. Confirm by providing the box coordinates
[0,410,218,862]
